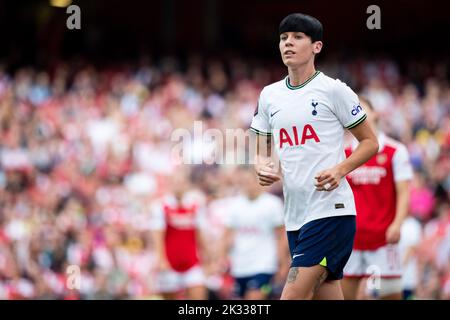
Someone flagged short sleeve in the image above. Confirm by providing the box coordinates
[393,144,413,182]
[250,88,272,136]
[149,203,166,230]
[332,80,367,129]
[195,206,208,231]
[401,218,422,246]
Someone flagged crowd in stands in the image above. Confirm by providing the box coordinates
[0,54,448,299]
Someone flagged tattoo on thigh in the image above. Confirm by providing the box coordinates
[312,271,328,294]
[287,267,299,283]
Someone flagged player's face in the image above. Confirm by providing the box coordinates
[171,170,191,197]
[279,32,322,68]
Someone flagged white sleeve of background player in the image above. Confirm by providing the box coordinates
[149,203,166,231]
[332,80,367,129]
[250,88,272,136]
[401,218,422,247]
[195,206,208,231]
[408,219,423,246]
[393,144,414,182]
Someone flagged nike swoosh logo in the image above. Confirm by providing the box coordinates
[270,109,281,117]
[292,253,304,259]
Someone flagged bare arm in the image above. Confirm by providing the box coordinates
[274,226,290,283]
[151,230,170,270]
[315,120,379,191]
[254,133,281,186]
[220,227,234,258]
[393,180,411,226]
[386,180,411,243]
[215,227,234,272]
[195,229,212,266]
[340,120,379,176]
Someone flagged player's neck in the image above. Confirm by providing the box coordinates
[247,191,262,201]
[174,193,183,204]
[288,64,316,87]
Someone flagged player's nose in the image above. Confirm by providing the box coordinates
[284,36,294,46]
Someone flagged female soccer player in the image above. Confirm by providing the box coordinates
[250,13,379,300]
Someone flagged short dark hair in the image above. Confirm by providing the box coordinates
[279,13,323,42]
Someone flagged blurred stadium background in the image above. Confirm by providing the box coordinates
[0,0,448,299]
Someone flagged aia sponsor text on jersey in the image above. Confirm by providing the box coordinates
[279,124,320,148]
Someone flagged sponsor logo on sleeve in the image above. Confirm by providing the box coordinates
[351,104,363,116]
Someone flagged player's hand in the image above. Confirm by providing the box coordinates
[386,222,401,244]
[255,162,281,186]
[216,257,229,273]
[314,167,344,191]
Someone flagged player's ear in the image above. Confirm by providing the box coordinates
[313,41,323,54]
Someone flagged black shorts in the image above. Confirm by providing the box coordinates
[287,215,356,280]
[234,273,274,298]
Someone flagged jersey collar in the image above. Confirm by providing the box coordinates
[285,71,321,90]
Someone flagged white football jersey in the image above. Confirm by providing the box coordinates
[250,71,367,231]
[224,193,284,277]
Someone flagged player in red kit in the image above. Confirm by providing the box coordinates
[342,97,413,300]
[150,168,209,300]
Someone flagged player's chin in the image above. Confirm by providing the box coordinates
[282,58,301,68]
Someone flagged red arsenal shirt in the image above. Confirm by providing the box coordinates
[345,133,413,250]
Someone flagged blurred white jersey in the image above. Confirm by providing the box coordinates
[250,71,366,231]
[224,193,284,277]
[399,217,423,290]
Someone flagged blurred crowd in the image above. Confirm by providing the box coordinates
[0,55,449,299]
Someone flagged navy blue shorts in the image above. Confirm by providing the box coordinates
[234,273,274,298]
[287,215,356,280]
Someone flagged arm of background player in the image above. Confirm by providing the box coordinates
[342,120,379,175]
[274,226,290,284]
[254,133,281,186]
[149,204,170,270]
[195,229,212,269]
[315,120,379,191]
[216,227,234,273]
[386,180,411,244]
[194,207,211,267]
[151,229,170,271]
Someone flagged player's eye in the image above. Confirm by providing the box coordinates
[280,35,287,41]
[295,35,303,39]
